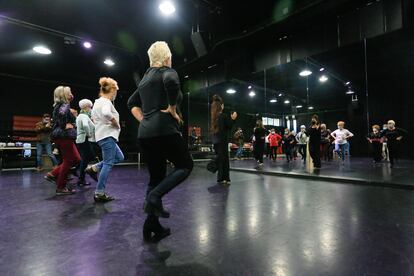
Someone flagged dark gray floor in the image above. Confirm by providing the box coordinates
[1,165,414,275]
[231,157,414,188]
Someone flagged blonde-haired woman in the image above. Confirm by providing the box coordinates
[44,86,80,195]
[128,41,193,242]
[76,99,96,186]
[86,77,124,202]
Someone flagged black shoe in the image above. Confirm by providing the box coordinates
[77,180,91,187]
[85,166,98,182]
[94,193,115,203]
[143,219,171,243]
[44,174,56,184]
[143,200,170,218]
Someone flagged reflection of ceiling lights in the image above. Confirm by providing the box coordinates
[104,58,115,66]
[278,93,283,97]
[249,91,256,97]
[284,100,290,104]
[248,85,252,89]
[308,106,314,110]
[319,68,325,71]
[226,88,236,94]
[269,99,277,103]
[296,105,303,108]
[319,75,328,82]
[159,1,176,15]
[346,88,355,95]
[345,81,351,85]
[33,45,52,55]
[184,75,189,79]
[299,69,312,77]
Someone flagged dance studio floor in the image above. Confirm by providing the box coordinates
[1,165,414,275]
[231,157,414,188]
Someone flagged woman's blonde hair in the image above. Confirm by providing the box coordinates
[147,41,172,67]
[388,120,396,126]
[53,86,72,106]
[99,77,118,94]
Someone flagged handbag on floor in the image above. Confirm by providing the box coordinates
[206,159,218,173]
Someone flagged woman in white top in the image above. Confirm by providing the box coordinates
[331,121,354,161]
[86,77,124,203]
[76,99,96,186]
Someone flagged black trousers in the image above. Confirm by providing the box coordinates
[214,142,230,182]
[371,142,383,162]
[139,134,194,199]
[283,145,293,161]
[254,142,265,163]
[309,142,321,168]
[270,146,278,161]
[388,142,400,165]
[77,140,96,180]
[298,144,307,160]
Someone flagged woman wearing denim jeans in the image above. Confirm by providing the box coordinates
[86,77,124,203]
[331,121,354,162]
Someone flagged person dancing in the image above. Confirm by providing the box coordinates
[331,121,354,162]
[210,95,238,183]
[253,120,266,166]
[282,128,295,163]
[86,77,124,203]
[296,125,308,163]
[76,99,96,186]
[381,120,407,168]
[44,86,80,195]
[367,125,382,163]
[308,115,321,168]
[127,41,194,242]
[268,129,282,162]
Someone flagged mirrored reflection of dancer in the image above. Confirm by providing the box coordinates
[331,121,354,162]
[76,99,96,186]
[307,115,321,168]
[87,77,124,203]
[211,95,237,184]
[367,125,382,163]
[253,120,266,166]
[45,86,80,195]
[381,120,407,168]
[282,128,295,163]
[268,129,282,162]
[296,125,308,163]
[128,41,193,242]
[320,124,331,161]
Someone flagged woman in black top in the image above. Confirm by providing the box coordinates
[253,120,267,165]
[282,128,295,162]
[127,41,194,243]
[367,124,383,163]
[307,115,321,168]
[211,95,238,184]
[381,120,407,168]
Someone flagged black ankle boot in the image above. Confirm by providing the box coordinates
[143,217,171,243]
[143,199,170,218]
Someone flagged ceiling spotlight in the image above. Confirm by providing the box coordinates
[308,106,314,110]
[159,1,176,16]
[319,68,325,72]
[248,85,252,89]
[249,91,256,97]
[104,58,115,66]
[226,88,236,94]
[278,93,283,97]
[299,69,312,77]
[284,100,290,104]
[269,99,277,103]
[184,75,189,79]
[296,105,303,108]
[346,88,355,95]
[319,75,328,82]
[33,45,52,55]
[345,81,351,85]
[83,41,92,49]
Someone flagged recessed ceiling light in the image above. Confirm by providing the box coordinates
[159,1,176,15]
[226,88,236,94]
[249,91,256,97]
[299,70,312,77]
[284,100,290,104]
[296,105,303,108]
[345,81,351,85]
[319,75,328,82]
[269,99,277,103]
[248,85,252,89]
[83,41,92,49]
[33,45,52,55]
[104,58,115,66]
[278,93,283,97]
[308,106,314,110]
[346,88,355,95]
[319,68,325,71]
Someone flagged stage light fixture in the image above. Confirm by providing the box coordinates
[83,41,92,49]
[33,45,52,55]
[299,69,312,77]
[159,1,176,15]
[226,88,236,94]
[104,58,115,66]
[249,91,256,97]
[269,99,277,103]
[319,75,328,83]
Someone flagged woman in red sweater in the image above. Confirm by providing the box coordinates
[268,129,282,162]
